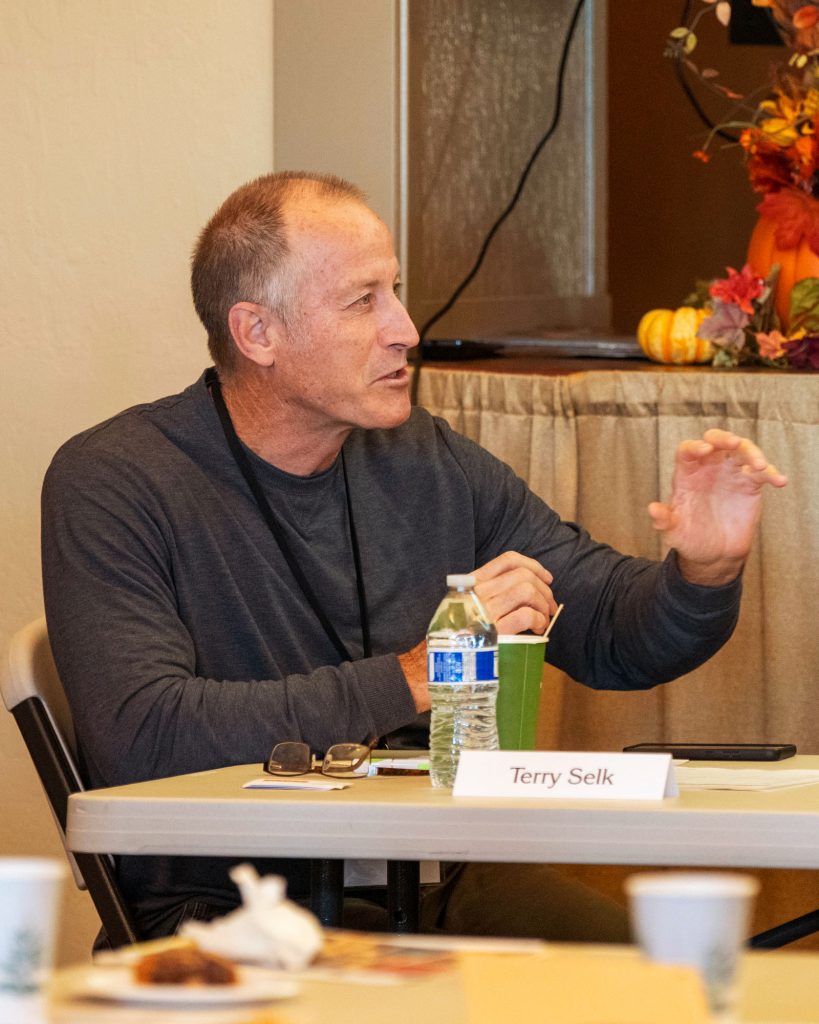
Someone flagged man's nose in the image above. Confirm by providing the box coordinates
[383,296,420,350]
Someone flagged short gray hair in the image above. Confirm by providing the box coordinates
[191,171,366,373]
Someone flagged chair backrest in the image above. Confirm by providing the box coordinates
[2,617,139,946]
[4,617,77,764]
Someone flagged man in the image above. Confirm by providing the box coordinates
[42,171,787,942]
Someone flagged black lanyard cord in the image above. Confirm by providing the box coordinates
[344,450,371,659]
[207,370,371,663]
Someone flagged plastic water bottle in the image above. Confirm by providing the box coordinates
[427,574,499,788]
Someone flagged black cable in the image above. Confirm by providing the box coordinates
[410,0,587,406]
[673,52,739,143]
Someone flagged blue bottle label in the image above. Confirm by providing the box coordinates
[428,648,498,684]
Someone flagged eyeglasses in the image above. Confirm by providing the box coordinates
[264,739,375,779]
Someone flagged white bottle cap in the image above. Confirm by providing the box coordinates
[446,574,476,588]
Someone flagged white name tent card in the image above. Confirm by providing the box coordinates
[453,751,678,800]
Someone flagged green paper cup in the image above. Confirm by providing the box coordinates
[496,634,547,750]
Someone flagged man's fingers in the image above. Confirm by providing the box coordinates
[472,553,557,632]
[476,566,556,615]
[473,550,553,585]
[676,439,714,463]
[727,436,771,472]
[759,463,788,487]
[736,459,788,487]
[677,432,787,487]
[487,568,552,599]
[495,606,551,636]
[698,430,776,472]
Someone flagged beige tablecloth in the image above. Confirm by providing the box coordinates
[419,364,819,941]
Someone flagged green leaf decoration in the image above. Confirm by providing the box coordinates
[713,347,738,367]
[789,277,819,333]
[682,278,713,308]
[669,26,690,39]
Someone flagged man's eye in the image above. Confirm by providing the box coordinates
[393,281,403,296]
[355,294,372,306]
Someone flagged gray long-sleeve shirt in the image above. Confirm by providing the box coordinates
[41,371,741,930]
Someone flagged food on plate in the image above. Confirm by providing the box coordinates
[133,945,237,986]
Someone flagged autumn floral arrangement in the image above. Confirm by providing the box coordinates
[691,263,819,367]
[638,0,819,368]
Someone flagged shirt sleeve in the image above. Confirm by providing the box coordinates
[434,418,742,691]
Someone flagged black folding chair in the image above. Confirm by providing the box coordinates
[2,618,139,947]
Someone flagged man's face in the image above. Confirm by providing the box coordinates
[273,199,419,438]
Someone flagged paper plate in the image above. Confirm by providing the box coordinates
[75,964,299,1006]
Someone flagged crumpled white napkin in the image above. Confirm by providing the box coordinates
[181,863,324,970]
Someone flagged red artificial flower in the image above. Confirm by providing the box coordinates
[692,149,711,163]
[708,264,765,314]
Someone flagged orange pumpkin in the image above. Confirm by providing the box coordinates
[636,306,713,364]
[747,214,819,330]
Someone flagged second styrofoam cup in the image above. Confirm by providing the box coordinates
[626,871,758,1019]
[0,857,66,997]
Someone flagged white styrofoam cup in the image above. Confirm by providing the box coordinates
[626,871,758,1019]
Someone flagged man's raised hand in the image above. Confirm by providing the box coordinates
[648,428,787,586]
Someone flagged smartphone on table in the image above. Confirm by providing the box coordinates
[623,742,796,762]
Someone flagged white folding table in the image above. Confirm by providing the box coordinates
[67,755,819,935]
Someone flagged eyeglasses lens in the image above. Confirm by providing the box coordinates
[322,743,371,777]
[267,741,312,776]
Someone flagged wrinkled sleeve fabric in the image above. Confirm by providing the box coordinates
[434,419,742,692]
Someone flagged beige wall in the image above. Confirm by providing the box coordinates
[273,0,400,236]
[0,0,274,964]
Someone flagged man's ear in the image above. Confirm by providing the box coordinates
[227,302,285,368]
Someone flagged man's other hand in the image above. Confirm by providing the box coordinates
[648,428,787,587]
[473,551,557,635]
[398,551,557,710]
